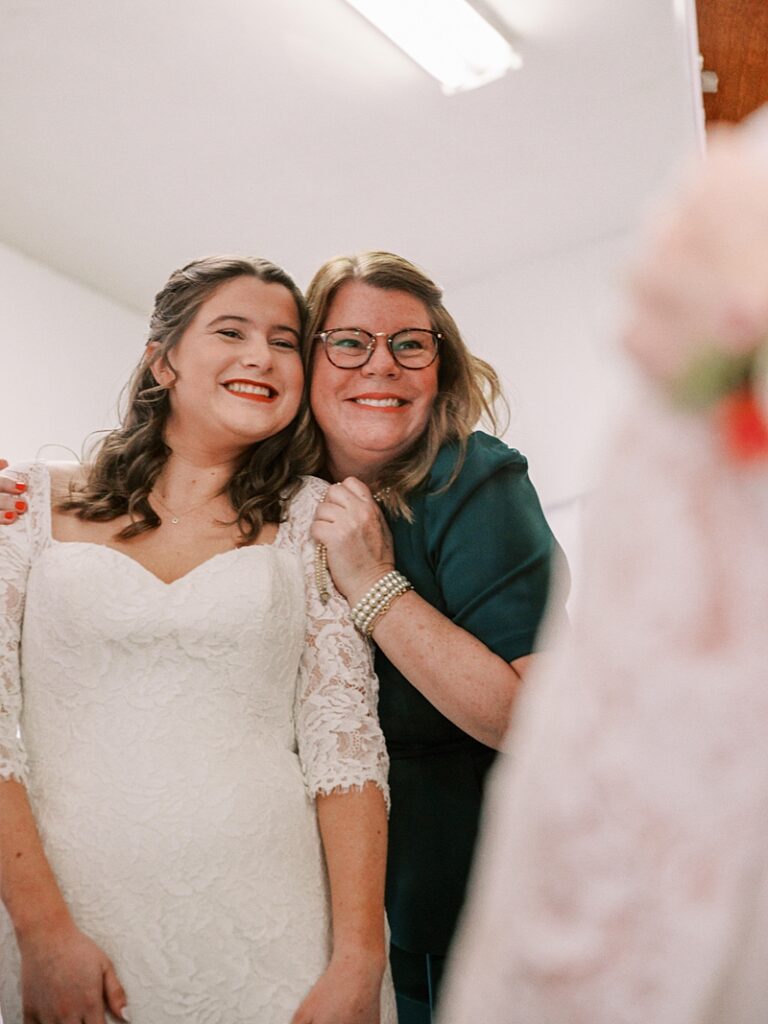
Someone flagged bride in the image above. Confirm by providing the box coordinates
[0,256,395,1024]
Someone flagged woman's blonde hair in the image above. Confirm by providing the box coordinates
[60,255,316,542]
[301,251,507,517]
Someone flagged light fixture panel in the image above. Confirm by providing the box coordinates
[344,0,522,94]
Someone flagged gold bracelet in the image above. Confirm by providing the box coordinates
[314,542,330,605]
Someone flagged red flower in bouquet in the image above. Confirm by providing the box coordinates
[716,389,768,462]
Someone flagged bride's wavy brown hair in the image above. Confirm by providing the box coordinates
[60,255,316,542]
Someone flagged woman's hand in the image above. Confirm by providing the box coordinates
[0,459,27,523]
[311,478,395,605]
[19,918,129,1024]
[290,950,384,1024]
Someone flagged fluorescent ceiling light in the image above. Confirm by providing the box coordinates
[344,0,522,95]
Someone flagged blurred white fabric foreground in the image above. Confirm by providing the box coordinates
[440,390,768,1024]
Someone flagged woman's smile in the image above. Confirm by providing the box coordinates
[222,378,279,402]
[347,392,410,410]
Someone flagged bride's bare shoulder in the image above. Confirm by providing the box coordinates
[47,460,89,501]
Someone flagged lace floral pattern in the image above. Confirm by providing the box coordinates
[278,476,390,806]
[0,462,50,783]
[0,466,394,1024]
[441,394,768,1024]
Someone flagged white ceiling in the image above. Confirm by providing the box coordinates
[0,0,702,312]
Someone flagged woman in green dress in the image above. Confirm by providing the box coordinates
[305,251,564,1023]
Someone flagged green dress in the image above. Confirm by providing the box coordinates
[379,432,563,1012]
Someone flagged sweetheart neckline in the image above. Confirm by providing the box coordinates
[46,538,289,587]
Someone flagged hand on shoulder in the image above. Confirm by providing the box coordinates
[310,477,396,605]
[0,459,28,523]
[0,459,85,524]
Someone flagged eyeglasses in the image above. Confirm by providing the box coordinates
[315,327,441,370]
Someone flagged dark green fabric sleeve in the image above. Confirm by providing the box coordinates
[421,432,559,664]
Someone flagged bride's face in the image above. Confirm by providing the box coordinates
[153,275,305,450]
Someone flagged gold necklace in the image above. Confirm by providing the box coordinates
[314,486,391,605]
[152,491,221,525]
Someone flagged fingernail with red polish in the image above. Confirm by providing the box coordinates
[15,501,26,512]
[14,483,26,493]
[4,512,13,520]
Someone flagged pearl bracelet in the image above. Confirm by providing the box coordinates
[350,570,413,637]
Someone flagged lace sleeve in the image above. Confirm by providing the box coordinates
[0,468,35,784]
[281,478,390,807]
[441,396,768,1024]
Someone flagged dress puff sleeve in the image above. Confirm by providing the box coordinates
[279,476,390,808]
[0,463,44,784]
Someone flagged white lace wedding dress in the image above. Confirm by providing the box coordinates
[441,394,768,1024]
[0,463,396,1024]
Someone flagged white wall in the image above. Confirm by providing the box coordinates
[448,231,640,505]
[1,242,146,466]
